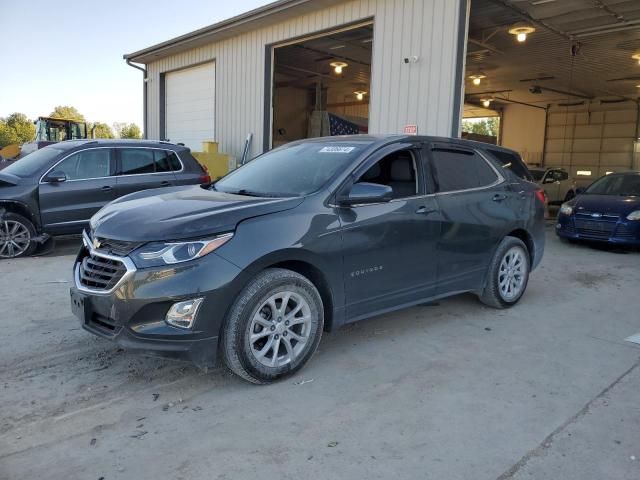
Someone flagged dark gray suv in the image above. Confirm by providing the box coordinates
[0,140,210,258]
[71,135,545,384]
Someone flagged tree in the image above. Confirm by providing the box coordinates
[0,113,35,147]
[118,123,142,139]
[462,117,500,138]
[49,106,85,122]
[90,122,115,139]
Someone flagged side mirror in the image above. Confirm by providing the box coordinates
[543,177,555,184]
[338,182,394,206]
[43,170,67,183]
[575,187,586,195]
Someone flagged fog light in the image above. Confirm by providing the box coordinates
[166,298,204,329]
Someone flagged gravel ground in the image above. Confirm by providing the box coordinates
[1,228,639,480]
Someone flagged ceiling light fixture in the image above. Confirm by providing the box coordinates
[509,22,536,43]
[354,90,367,101]
[330,61,348,74]
[632,53,640,65]
[481,98,493,108]
[469,73,487,86]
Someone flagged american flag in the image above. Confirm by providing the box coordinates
[329,113,360,136]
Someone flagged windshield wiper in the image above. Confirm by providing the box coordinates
[225,189,276,198]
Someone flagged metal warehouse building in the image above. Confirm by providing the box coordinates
[125,0,640,180]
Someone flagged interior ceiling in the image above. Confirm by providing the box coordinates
[273,25,372,91]
[466,0,640,111]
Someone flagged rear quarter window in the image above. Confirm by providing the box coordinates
[430,148,498,192]
[486,149,533,181]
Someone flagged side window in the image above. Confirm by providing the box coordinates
[120,149,155,175]
[53,149,112,180]
[430,148,498,192]
[558,170,569,181]
[357,150,419,199]
[154,150,182,172]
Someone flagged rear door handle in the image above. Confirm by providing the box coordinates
[160,181,171,187]
[492,193,508,202]
[101,186,113,192]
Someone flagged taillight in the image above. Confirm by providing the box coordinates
[535,189,546,204]
[200,174,212,184]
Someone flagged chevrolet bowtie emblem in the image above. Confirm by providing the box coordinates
[92,237,101,249]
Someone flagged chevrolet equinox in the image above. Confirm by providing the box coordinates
[71,135,545,384]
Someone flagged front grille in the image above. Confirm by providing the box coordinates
[574,219,616,239]
[87,313,121,336]
[78,253,127,291]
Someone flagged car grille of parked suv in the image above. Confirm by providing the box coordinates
[78,253,128,291]
[92,236,144,257]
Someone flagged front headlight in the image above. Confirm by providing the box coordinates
[559,203,573,216]
[627,210,640,221]
[131,233,233,268]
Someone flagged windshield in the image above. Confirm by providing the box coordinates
[214,141,368,196]
[2,147,63,178]
[585,174,640,196]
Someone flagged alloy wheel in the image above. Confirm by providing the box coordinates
[0,220,31,258]
[498,246,528,301]
[249,291,312,368]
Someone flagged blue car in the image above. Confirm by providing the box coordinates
[556,171,640,246]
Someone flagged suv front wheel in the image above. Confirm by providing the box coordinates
[221,268,324,384]
[0,212,36,259]
[479,237,531,309]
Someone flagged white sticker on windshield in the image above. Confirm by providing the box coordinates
[319,146,356,154]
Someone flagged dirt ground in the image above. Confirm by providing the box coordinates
[1,227,639,480]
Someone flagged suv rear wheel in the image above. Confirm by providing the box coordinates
[0,213,36,259]
[221,268,324,384]
[479,237,530,309]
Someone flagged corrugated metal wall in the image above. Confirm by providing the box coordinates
[545,101,639,180]
[145,0,462,160]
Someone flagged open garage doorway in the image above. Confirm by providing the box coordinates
[269,22,373,148]
[463,0,640,188]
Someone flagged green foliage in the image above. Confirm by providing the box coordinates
[90,122,115,139]
[50,106,86,122]
[118,123,142,139]
[0,112,36,148]
[462,117,500,138]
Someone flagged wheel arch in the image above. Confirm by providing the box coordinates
[0,200,39,230]
[236,249,338,333]
[505,228,535,265]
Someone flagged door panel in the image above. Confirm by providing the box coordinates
[114,148,177,198]
[39,148,116,233]
[339,145,440,320]
[427,145,515,294]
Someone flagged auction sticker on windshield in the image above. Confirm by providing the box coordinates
[319,146,356,154]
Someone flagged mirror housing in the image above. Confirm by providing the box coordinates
[543,177,555,184]
[575,187,586,195]
[43,171,67,183]
[338,182,394,206]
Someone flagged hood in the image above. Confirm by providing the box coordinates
[90,185,304,242]
[0,171,20,186]
[571,194,640,217]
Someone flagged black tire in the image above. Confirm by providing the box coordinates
[221,268,324,384]
[479,237,531,309]
[0,212,37,259]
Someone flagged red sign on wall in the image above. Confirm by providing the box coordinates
[403,125,418,135]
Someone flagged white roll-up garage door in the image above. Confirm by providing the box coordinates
[165,62,215,151]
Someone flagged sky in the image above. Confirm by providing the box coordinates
[0,0,271,131]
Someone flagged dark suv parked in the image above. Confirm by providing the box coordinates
[71,135,545,383]
[0,140,210,258]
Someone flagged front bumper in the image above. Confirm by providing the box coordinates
[70,238,245,368]
[555,214,640,246]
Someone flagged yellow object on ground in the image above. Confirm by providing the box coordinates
[0,144,21,159]
[191,141,236,180]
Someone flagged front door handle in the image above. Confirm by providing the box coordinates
[101,186,113,192]
[416,206,436,215]
[160,181,171,187]
[492,193,508,202]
